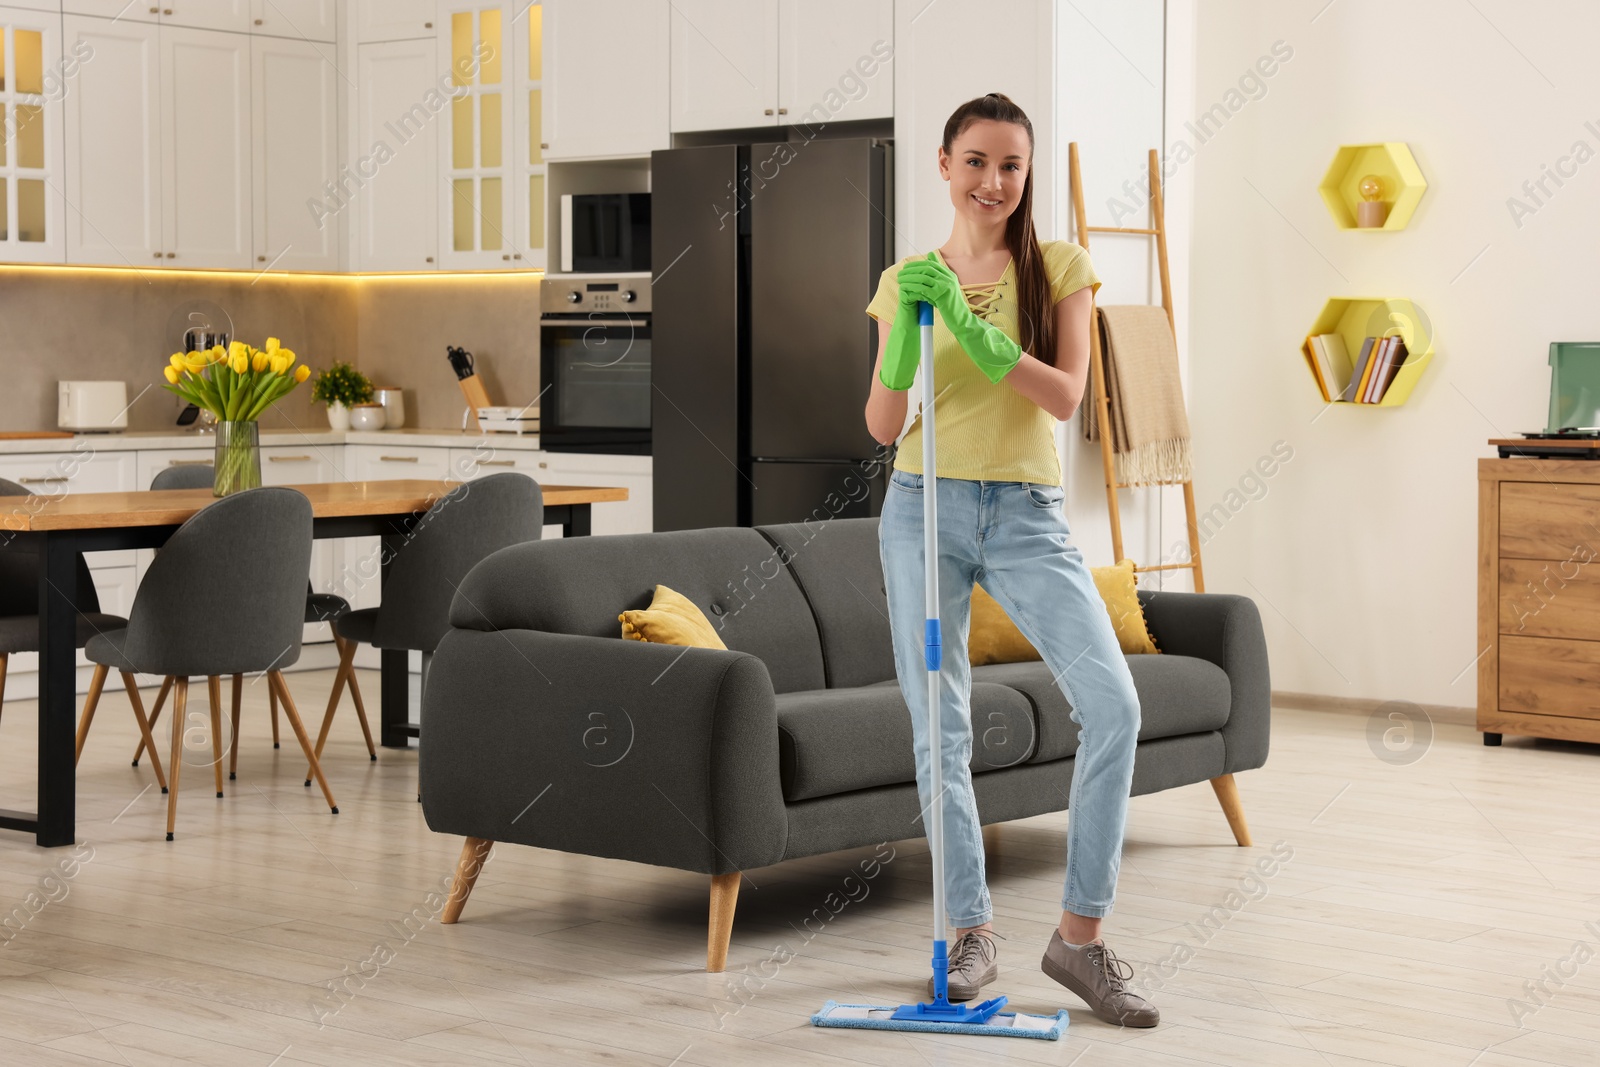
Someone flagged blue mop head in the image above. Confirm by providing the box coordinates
[810,1000,1069,1039]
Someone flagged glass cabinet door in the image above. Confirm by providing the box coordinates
[515,0,545,269]
[438,2,517,269]
[0,10,64,263]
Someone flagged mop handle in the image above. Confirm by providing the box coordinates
[916,300,951,999]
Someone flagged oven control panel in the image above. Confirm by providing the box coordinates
[541,275,652,314]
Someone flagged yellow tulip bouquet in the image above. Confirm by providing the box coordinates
[161,337,312,495]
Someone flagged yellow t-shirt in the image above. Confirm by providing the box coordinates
[866,240,1101,484]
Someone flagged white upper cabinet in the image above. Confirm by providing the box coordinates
[62,1,158,22]
[669,0,777,133]
[5,1,62,11]
[63,14,163,265]
[0,7,66,263]
[160,0,252,33]
[542,0,667,160]
[779,0,892,125]
[250,0,338,42]
[252,35,340,270]
[512,0,544,265]
[436,2,516,269]
[355,37,439,270]
[356,0,436,42]
[670,0,893,133]
[161,25,252,268]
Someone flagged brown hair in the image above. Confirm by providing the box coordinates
[941,93,1055,367]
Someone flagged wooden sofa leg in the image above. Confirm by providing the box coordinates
[707,872,741,973]
[1209,773,1252,847]
[442,837,494,924]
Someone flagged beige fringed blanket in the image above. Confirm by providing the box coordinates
[1080,305,1193,486]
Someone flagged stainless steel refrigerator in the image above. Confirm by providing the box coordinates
[651,138,892,531]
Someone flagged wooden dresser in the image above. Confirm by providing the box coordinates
[1479,457,1600,745]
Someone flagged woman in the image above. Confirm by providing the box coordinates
[864,92,1156,1028]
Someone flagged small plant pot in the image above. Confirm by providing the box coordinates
[326,401,351,431]
[349,403,386,431]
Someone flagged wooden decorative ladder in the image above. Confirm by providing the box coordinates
[1067,142,1205,593]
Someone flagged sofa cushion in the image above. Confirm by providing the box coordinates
[756,518,896,689]
[619,584,727,649]
[450,527,827,694]
[968,654,1232,762]
[777,682,1036,802]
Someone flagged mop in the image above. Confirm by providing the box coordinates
[810,302,1069,1040]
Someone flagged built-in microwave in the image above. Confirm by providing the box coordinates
[559,193,652,273]
[539,275,651,454]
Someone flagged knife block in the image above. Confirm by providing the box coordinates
[458,374,493,431]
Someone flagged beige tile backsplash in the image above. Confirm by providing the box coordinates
[0,269,541,434]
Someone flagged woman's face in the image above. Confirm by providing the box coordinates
[938,118,1032,226]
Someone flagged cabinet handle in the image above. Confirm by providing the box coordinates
[163,8,172,14]
[267,455,312,463]
[513,253,522,260]
[166,459,211,467]
[379,456,420,463]
[166,252,176,259]
[258,255,267,262]
[425,21,433,28]
[502,254,511,261]
[478,459,515,467]
[764,108,773,115]
[537,462,548,469]
[19,476,68,484]
[254,18,263,25]
[425,256,434,263]
[148,5,158,11]
[778,107,788,115]
[540,142,548,149]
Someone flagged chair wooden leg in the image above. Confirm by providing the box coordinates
[269,682,280,749]
[207,676,225,799]
[306,635,357,785]
[707,872,741,973]
[119,672,167,793]
[343,640,376,761]
[166,677,189,841]
[0,652,8,729]
[1209,773,1252,847]
[133,675,172,767]
[228,674,242,781]
[270,671,337,813]
[442,837,494,924]
[74,663,109,764]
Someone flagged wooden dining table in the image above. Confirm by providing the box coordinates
[0,479,629,847]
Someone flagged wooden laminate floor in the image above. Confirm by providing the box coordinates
[0,670,1597,1066]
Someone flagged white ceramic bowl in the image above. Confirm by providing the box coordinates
[349,403,386,431]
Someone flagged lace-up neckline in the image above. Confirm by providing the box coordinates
[934,250,1009,321]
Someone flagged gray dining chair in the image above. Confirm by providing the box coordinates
[0,478,133,742]
[133,463,376,781]
[73,487,336,840]
[310,472,542,787]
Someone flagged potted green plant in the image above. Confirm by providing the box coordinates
[310,361,374,431]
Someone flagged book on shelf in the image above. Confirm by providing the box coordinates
[1307,333,1353,403]
[1340,336,1376,402]
[1368,335,1409,403]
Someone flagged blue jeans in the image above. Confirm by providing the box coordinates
[878,470,1141,925]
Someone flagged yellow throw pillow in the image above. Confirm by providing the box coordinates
[967,560,1160,665]
[619,584,728,649]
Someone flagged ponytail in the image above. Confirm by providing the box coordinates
[940,93,1056,368]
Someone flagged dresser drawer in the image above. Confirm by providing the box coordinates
[1500,482,1600,560]
[260,446,339,486]
[347,444,451,482]
[0,448,138,566]
[136,448,214,489]
[1500,634,1600,719]
[1498,555,1600,637]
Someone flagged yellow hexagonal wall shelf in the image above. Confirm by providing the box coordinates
[1301,297,1435,406]
[1318,143,1426,231]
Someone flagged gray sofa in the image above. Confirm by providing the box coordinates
[421,517,1270,971]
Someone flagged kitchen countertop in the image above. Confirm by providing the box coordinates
[0,428,545,454]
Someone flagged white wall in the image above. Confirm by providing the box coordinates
[1184,0,1600,707]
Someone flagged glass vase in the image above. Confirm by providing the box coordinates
[213,421,262,497]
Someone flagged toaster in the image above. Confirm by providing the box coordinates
[58,381,129,431]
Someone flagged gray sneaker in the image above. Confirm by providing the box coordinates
[1040,931,1159,1027]
[926,929,999,1002]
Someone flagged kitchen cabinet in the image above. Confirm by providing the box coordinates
[252,34,341,270]
[63,16,252,269]
[436,1,518,270]
[541,0,668,160]
[669,0,777,134]
[260,444,342,642]
[161,25,252,267]
[512,0,544,265]
[250,0,338,43]
[529,450,652,537]
[356,0,436,43]
[4,2,61,13]
[669,0,892,134]
[0,6,66,264]
[64,0,253,33]
[355,37,439,270]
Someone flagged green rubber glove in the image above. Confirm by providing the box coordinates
[898,252,1024,384]
[878,265,924,391]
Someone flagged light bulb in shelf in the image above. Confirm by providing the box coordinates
[1356,174,1391,228]
[1359,174,1385,202]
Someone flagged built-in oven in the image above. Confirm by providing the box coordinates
[539,274,651,454]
